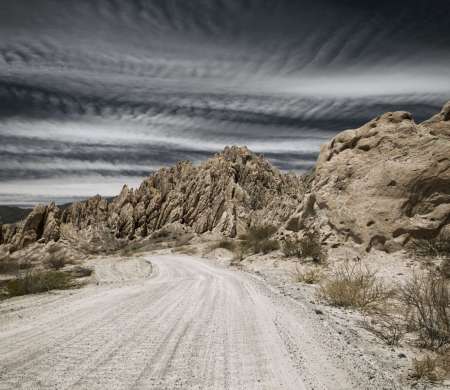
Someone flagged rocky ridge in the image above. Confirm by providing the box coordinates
[1,146,305,251]
[1,102,449,255]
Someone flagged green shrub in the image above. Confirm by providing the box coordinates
[239,225,279,254]
[6,271,74,297]
[319,262,393,310]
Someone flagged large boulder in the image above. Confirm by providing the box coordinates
[289,102,450,253]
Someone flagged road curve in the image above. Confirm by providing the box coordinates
[0,254,399,389]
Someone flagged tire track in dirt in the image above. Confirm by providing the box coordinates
[0,254,401,389]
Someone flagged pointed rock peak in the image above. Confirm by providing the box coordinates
[213,145,261,164]
[440,101,450,121]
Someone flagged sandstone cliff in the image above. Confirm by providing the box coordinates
[1,146,305,251]
[287,101,450,253]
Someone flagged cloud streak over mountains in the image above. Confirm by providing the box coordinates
[0,0,449,204]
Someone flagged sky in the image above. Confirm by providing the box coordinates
[0,0,449,206]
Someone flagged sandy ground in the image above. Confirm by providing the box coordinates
[0,253,402,389]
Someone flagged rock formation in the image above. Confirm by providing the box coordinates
[1,146,305,250]
[0,203,60,250]
[1,102,449,255]
[288,101,450,253]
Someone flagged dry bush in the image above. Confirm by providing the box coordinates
[292,264,323,284]
[69,266,93,278]
[174,233,195,247]
[411,353,450,383]
[282,238,303,258]
[45,254,67,270]
[411,233,450,279]
[282,230,327,263]
[0,257,32,274]
[239,225,279,255]
[6,271,74,297]
[363,310,405,346]
[209,239,236,252]
[401,273,450,349]
[175,246,197,255]
[319,262,394,310]
[411,233,450,259]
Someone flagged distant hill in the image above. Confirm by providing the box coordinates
[0,206,32,224]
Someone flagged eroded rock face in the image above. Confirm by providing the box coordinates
[289,102,450,253]
[1,203,61,250]
[61,146,304,240]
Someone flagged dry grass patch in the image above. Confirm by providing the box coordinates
[292,264,323,284]
[0,257,32,274]
[6,271,75,297]
[363,310,406,346]
[282,230,327,263]
[412,352,450,383]
[239,225,279,255]
[209,239,236,252]
[318,261,394,311]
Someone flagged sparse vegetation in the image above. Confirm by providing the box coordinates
[0,257,32,274]
[45,254,67,270]
[292,264,322,284]
[282,238,303,258]
[411,353,450,383]
[400,273,450,349]
[318,261,393,310]
[174,233,195,247]
[239,225,279,255]
[6,271,75,297]
[210,239,236,252]
[282,230,327,263]
[411,233,450,259]
[363,311,405,346]
[69,266,93,278]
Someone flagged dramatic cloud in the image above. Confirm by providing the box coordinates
[0,0,449,204]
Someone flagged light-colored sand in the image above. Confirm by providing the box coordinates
[0,254,400,389]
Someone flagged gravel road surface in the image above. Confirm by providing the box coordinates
[0,254,400,389]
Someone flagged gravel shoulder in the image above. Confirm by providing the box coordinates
[0,253,401,389]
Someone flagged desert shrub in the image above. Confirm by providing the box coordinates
[6,271,74,297]
[286,217,301,232]
[292,265,322,284]
[411,354,450,383]
[440,257,450,279]
[69,266,93,278]
[282,231,327,263]
[411,233,450,259]
[239,225,279,254]
[400,273,450,349]
[174,233,195,247]
[282,238,303,258]
[319,262,393,310]
[210,240,236,252]
[363,311,405,346]
[0,258,32,274]
[45,254,67,270]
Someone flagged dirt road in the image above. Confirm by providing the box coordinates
[0,254,399,389]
